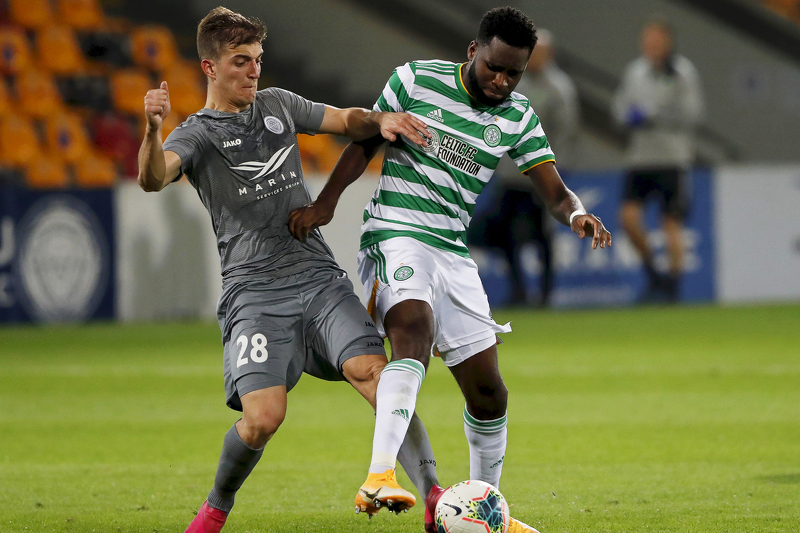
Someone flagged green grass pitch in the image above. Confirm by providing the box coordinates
[1,303,798,532]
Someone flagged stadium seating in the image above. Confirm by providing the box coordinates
[0,114,43,169]
[162,60,206,117]
[0,26,33,75]
[45,110,92,164]
[110,68,153,116]
[0,0,342,186]
[57,0,106,31]
[36,25,90,76]
[131,25,179,72]
[14,68,65,119]
[24,157,69,189]
[75,150,116,187]
[8,0,53,30]
[0,80,10,116]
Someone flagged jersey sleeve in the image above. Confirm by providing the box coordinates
[374,62,415,113]
[163,121,206,179]
[507,108,556,174]
[268,87,325,135]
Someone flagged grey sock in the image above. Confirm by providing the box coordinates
[206,424,264,513]
[397,413,439,497]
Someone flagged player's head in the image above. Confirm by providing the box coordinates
[640,15,674,69]
[465,7,537,107]
[197,7,267,111]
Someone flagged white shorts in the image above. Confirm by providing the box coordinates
[357,237,511,367]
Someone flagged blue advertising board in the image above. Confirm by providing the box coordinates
[0,186,115,322]
[471,169,715,308]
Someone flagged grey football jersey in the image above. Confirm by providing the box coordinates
[164,88,340,281]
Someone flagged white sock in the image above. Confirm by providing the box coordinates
[463,406,507,488]
[369,359,426,474]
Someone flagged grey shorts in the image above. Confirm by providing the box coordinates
[217,267,385,411]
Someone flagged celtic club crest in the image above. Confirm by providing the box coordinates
[394,266,414,281]
[483,124,502,147]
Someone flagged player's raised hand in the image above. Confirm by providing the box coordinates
[376,112,431,147]
[572,214,612,250]
[288,198,336,242]
[144,81,171,131]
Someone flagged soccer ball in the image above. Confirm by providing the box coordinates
[435,480,510,533]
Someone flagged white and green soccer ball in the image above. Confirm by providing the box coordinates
[435,480,510,533]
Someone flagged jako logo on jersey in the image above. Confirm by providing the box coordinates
[426,108,444,122]
[222,139,242,148]
[229,145,295,180]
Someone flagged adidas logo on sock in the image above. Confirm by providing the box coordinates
[391,408,410,421]
[426,108,444,122]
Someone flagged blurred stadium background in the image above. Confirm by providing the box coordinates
[3,0,800,321]
[1,2,799,532]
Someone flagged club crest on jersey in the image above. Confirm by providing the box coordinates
[416,128,440,154]
[230,145,295,180]
[264,116,285,134]
[483,124,502,147]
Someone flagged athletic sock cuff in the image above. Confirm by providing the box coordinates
[463,406,507,435]
[381,359,426,391]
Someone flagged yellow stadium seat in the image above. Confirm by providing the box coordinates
[131,25,179,72]
[0,114,43,169]
[75,150,116,188]
[57,0,106,31]
[25,157,69,189]
[161,111,185,140]
[0,27,33,75]
[15,69,65,119]
[110,68,152,116]
[0,81,10,116]
[9,0,53,30]
[45,110,91,164]
[162,61,206,117]
[297,134,345,174]
[36,25,87,75]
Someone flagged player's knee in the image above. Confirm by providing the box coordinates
[240,409,286,446]
[466,381,508,419]
[345,354,386,388]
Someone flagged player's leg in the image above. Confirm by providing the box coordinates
[355,240,439,517]
[447,343,508,487]
[185,283,301,533]
[661,168,689,302]
[343,353,439,513]
[620,170,662,298]
[303,266,434,516]
[185,386,287,533]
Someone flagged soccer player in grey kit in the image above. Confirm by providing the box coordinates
[137,7,439,533]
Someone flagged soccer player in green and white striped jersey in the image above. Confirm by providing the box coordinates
[289,7,611,533]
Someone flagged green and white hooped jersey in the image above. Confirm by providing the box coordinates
[363,60,555,257]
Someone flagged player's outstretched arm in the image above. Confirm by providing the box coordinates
[318,106,430,146]
[138,81,182,192]
[525,161,612,250]
[288,135,384,242]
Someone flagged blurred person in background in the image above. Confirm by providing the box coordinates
[481,28,579,307]
[138,7,437,533]
[612,16,704,303]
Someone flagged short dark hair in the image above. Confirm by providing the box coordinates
[197,6,267,61]
[477,7,537,51]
